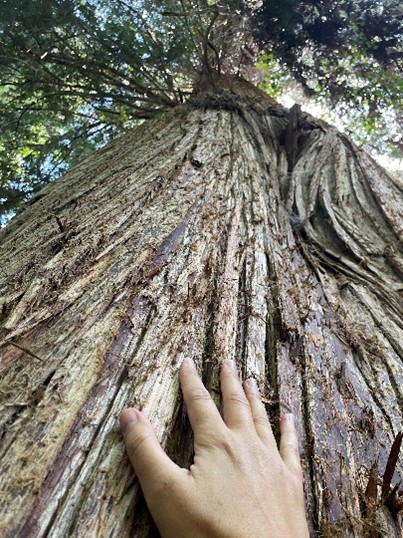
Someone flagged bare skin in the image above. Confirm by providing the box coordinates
[120,358,309,537]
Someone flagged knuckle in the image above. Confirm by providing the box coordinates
[205,431,235,456]
[215,435,235,456]
[127,429,152,456]
[253,413,270,428]
[188,387,211,403]
[283,440,299,454]
[227,392,250,408]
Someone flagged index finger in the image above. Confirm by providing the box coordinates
[180,358,225,443]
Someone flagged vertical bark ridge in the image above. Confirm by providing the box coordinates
[290,114,403,535]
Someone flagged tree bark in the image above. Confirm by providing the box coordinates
[1,76,402,537]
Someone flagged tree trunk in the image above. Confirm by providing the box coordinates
[1,76,402,537]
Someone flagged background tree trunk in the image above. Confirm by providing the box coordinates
[1,76,402,537]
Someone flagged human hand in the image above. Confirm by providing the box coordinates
[120,358,309,538]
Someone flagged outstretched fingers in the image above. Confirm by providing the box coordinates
[180,358,225,444]
[220,360,253,430]
[279,413,303,477]
[243,378,276,446]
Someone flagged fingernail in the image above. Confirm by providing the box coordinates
[120,409,138,435]
[283,413,294,425]
[245,378,257,390]
[223,359,237,371]
[182,357,196,370]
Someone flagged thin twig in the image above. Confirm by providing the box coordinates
[4,341,46,363]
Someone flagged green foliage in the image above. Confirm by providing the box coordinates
[0,0,202,223]
[1,0,401,224]
[254,0,403,158]
[256,53,293,99]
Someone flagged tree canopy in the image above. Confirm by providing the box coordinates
[256,0,403,156]
[1,0,402,223]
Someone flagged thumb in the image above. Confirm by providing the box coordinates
[120,408,181,499]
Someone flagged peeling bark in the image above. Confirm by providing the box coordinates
[1,76,402,537]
